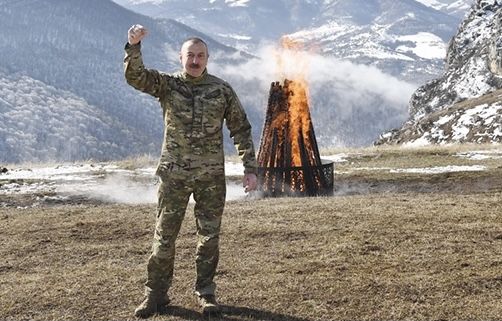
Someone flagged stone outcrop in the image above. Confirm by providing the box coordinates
[376,0,502,145]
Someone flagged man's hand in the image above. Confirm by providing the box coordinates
[243,173,258,193]
[128,24,148,45]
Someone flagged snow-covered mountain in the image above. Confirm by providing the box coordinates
[287,0,469,83]
[111,0,319,52]
[376,0,502,145]
[113,0,474,83]
[1,0,493,164]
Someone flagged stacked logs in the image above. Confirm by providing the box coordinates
[257,80,334,197]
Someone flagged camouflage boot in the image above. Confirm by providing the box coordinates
[134,292,170,318]
[197,294,221,316]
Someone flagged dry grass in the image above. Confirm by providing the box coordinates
[324,143,502,170]
[329,144,502,196]
[1,196,501,320]
[1,145,502,321]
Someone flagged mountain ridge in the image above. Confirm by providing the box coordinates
[112,1,472,84]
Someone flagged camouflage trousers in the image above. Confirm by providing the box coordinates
[144,167,226,297]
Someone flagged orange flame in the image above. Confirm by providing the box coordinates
[275,37,315,167]
[276,36,310,83]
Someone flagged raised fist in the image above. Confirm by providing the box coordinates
[128,24,148,45]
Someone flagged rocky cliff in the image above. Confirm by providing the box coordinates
[376,0,502,145]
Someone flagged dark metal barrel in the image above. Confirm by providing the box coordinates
[257,159,334,197]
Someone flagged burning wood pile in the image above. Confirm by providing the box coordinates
[257,79,334,197]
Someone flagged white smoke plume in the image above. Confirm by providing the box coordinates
[57,172,248,204]
[209,43,418,146]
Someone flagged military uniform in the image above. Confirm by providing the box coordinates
[124,42,257,299]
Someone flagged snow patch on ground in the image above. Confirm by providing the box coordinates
[225,162,246,176]
[456,149,502,160]
[289,21,359,41]
[404,135,433,147]
[338,164,489,175]
[356,46,416,61]
[390,165,486,174]
[320,154,349,163]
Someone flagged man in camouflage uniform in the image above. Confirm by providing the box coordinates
[124,24,258,318]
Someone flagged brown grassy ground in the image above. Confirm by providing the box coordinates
[1,146,502,320]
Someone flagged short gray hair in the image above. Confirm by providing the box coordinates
[181,37,208,54]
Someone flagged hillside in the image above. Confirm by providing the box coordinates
[0,72,139,162]
[408,0,502,121]
[0,0,244,163]
[376,89,502,145]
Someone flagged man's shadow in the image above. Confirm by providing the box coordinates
[159,304,316,321]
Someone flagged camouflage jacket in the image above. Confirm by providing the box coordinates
[124,43,257,177]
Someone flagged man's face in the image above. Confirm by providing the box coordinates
[180,41,208,78]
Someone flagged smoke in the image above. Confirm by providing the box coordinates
[212,43,416,104]
[209,43,418,147]
[225,181,248,201]
[307,55,417,107]
[57,174,158,204]
[57,173,250,204]
[83,175,157,204]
